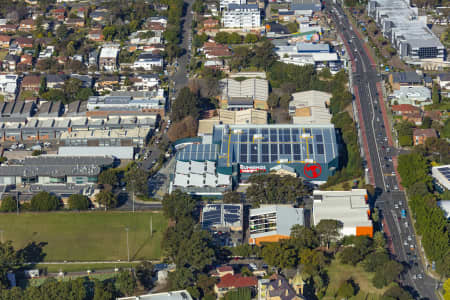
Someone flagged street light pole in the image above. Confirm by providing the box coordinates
[125,227,130,262]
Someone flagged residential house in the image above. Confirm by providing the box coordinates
[258,274,305,300]
[210,266,235,278]
[388,72,423,91]
[88,29,104,41]
[89,50,99,67]
[90,10,108,22]
[46,74,66,89]
[133,52,163,70]
[51,8,66,20]
[133,74,160,90]
[99,46,120,71]
[15,37,34,49]
[65,18,84,28]
[0,35,11,48]
[391,104,421,116]
[215,272,258,298]
[0,24,18,33]
[71,74,93,88]
[424,110,442,122]
[8,42,21,56]
[17,54,33,71]
[38,46,54,60]
[19,19,36,32]
[413,128,437,146]
[95,75,119,91]
[21,75,41,92]
[203,18,219,29]
[0,74,18,101]
[437,73,450,97]
[3,54,18,72]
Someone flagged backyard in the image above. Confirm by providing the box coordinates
[0,211,167,262]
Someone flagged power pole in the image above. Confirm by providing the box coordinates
[125,227,130,262]
[150,216,153,237]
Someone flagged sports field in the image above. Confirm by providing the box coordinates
[0,211,167,262]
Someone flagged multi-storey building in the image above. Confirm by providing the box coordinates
[222,4,261,28]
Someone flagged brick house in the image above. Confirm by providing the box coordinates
[21,75,41,92]
[413,128,437,146]
[391,104,421,116]
[203,18,219,29]
[19,19,36,32]
[0,35,11,48]
[88,29,104,41]
[15,37,34,49]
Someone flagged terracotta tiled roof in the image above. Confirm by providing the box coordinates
[391,104,420,112]
[413,128,437,138]
[0,35,11,42]
[217,266,233,273]
[22,75,41,86]
[216,274,257,289]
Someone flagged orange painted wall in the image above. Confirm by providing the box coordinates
[250,234,290,246]
[356,226,373,237]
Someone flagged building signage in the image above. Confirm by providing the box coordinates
[240,165,267,174]
[303,163,322,179]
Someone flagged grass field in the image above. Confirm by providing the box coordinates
[323,259,392,300]
[0,211,167,262]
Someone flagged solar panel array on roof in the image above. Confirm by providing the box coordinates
[438,167,450,180]
[176,144,219,161]
[213,124,337,167]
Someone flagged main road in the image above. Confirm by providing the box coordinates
[324,1,438,299]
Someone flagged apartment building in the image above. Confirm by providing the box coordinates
[222,4,261,28]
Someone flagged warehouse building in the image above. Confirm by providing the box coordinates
[249,205,304,245]
[58,146,135,160]
[219,78,269,110]
[289,90,332,125]
[175,124,339,183]
[198,109,268,135]
[0,155,114,186]
[312,189,372,237]
[432,165,450,192]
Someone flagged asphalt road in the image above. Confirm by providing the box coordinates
[325,2,438,299]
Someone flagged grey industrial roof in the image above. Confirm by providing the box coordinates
[0,155,114,177]
[58,146,134,160]
[391,72,422,84]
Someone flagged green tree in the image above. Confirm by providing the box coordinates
[214,32,230,44]
[0,196,17,212]
[0,241,25,289]
[299,248,328,275]
[227,32,242,44]
[39,76,47,96]
[93,279,116,300]
[373,231,386,251]
[135,261,154,289]
[98,169,119,186]
[41,89,68,103]
[315,219,342,249]
[397,152,431,188]
[56,24,69,40]
[432,83,440,104]
[362,251,390,272]
[162,190,196,221]
[168,267,195,290]
[340,247,363,265]
[68,194,90,210]
[124,166,148,196]
[261,241,297,270]
[382,285,413,300]
[30,192,60,211]
[95,190,117,209]
[443,278,450,300]
[290,225,319,249]
[222,191,241,203]
[246,174,310,206]
[102,26,117,41]
[337,280,356,299]
[421,116,432,129]
[286,22,298,33]
[116,270,136,297]
[171,87,200,122]
[244,33,258,44]
[372,260,403,288]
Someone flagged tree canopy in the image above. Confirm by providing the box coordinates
[30,192,60,211]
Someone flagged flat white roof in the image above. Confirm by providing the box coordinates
[313,189,371,230]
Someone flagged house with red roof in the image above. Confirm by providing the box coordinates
[210,266,234,278]
[15,37,34,49]
[214,273,258,298]
[413,128,437,146]
[0,35,11,48]
[19,19,36,32]
[203,18,219,29]
[391,104,421,116]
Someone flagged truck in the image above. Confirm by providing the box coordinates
[401,209,406,218]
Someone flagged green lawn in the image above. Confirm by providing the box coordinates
[0,49,7,61]
[0,211,167,262]
[323,259,391,300]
